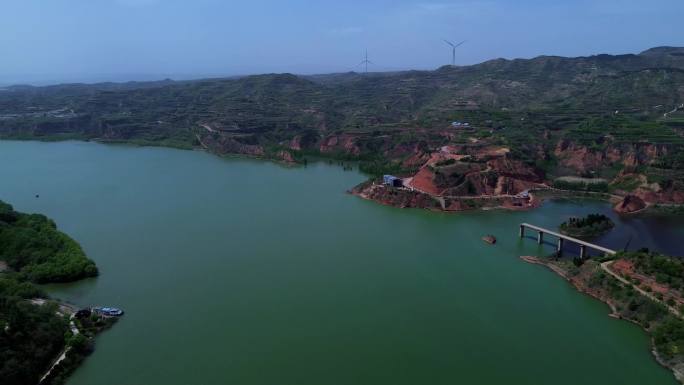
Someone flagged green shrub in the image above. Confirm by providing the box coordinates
[0,201,98,283]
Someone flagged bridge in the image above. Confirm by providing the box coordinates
[519,223,616,258]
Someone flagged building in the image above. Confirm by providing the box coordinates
[383,175,403,187]
[515,190,530,199]
[451,121,470,128]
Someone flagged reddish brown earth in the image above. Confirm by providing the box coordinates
[351,182,441,210]
[199,133,265,157]
[554,141,669,174]
[615,195,647,213]
[555,140,613,173]
[198,128,684,213]
[319,134,361,155]
[288,135,302,151]
[276,150,295,163]
[612,259,684,306]
[636,187,684,205]
[487,157,543,182]
[355,142,545,212]
[410,166,443,195]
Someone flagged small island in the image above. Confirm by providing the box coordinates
[559,213,615,238]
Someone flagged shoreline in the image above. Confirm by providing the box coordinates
[519,255,684,383]
[35,298,120,385]
[0,197,119,385]
[4,140,684,382]
[2,137,684,216]
[352,180,684,216]
[351,182,612,214]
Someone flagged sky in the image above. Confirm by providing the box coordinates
[1,0,683,85]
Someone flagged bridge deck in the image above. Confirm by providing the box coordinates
[521,223,616,255]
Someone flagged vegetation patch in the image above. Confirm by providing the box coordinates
[0,201,97,283]
[553,179,609,193]
[0,201,110,385]
[0,275,67,385]
[610,174,644,192]
[559,213,615,238]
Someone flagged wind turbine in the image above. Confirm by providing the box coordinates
[443,39,466,66]
[358,50,373,74]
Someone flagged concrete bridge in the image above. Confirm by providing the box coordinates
[519,223,616,258]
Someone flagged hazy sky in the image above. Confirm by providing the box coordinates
[1,0,683,84]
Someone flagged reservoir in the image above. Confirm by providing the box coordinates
[1,140,683,385]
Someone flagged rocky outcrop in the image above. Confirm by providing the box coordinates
[554,140,612,173]
[351,182,441,210]
[635,184,684,205]
[555,140,669,175]
[319,134,361,155]
[486,156,544,182]
[410,166,443,195]
[385,142,424,159]
[288,136,303,151]
[352,180,534,212]
[410,151,543,198]
[276,150,295,163]
[199,133,265,157]
[614,195,647,213]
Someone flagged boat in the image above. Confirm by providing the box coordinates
[482,235,497,244]
[94,307,124,316]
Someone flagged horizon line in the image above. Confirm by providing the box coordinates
[1,44,680,88]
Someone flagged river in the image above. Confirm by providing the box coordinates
[1,140,683,385]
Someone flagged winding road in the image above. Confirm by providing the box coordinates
[600,260,682,318]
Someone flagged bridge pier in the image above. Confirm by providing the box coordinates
[519,223,616,260]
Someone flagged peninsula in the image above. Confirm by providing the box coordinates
[0,200,117,385]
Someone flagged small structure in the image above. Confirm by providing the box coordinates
[383,175,403,188]
[515,190,530,199]
[451,121,470,128]
[74,309,92,319]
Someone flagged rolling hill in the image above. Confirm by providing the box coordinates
[2,47,684,210]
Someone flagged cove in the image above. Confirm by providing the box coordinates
[0,140,682,385]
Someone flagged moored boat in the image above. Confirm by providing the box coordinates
[94,307,124,316]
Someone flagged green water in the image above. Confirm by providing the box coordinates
[1,140,682,385]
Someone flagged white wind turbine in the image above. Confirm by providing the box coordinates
[358,50,373,74]
[443,39,466,66]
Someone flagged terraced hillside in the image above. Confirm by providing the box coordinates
[2,47,684,210]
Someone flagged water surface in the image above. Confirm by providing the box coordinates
[1,140,682,385]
